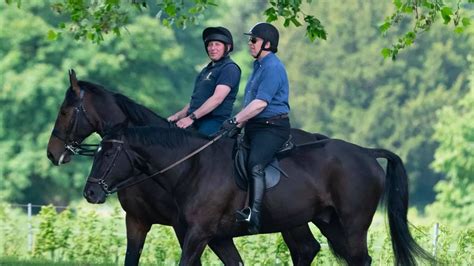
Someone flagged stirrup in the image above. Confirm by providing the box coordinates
[235,207,251,222]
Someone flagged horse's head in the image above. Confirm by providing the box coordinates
[47,70,101,165]
[83,123,141,203]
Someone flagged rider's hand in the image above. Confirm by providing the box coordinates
[176,117,194,129]
[221,117,240,138]
[221,117,238,131]
[167,114,180,122]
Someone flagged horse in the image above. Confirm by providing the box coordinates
[84,121,435,266]
[47,70,328,265]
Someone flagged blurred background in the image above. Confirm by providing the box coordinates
[0,0,473,264]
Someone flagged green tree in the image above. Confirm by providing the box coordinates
[280,0,472,206]
[426,58,474,226]
[0,1,203,204]
[5,0,472,57]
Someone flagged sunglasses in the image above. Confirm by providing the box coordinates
[248,37,258,44]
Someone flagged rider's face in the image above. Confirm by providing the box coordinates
[207,41,227,61]
[248,36,264,58]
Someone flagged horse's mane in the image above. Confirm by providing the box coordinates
[73,80,170,127]
[124,126,208,149]
[113,94,170,127]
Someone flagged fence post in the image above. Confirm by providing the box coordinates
[432,222,439,257]
[27,203,33,253]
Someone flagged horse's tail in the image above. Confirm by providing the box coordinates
[370,148,435,265]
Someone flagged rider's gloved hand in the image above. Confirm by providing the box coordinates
[221,117,240,138]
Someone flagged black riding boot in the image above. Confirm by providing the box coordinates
[236,164,265,234]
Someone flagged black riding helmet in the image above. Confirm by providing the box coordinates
[202,26,234,56]
[244,22,279,54]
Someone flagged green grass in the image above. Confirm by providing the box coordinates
[0,257,116,266]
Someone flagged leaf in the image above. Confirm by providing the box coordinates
[47,30,58,41]
[291,17,302,27]
[207,1,218,6]
[393,0,403,9]
[441,7,453,24]
[379,22,391,33]
[404,31,416,45]
[454,26,464,34]
[462,17,471,27]
[164,4,177,17]
[402,4,413,13]
[264,7,278,22]
[381,48,392,58]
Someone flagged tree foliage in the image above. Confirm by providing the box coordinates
[280,0,472,206]
[380,0,473,59]
[4,0,473,58]
[426,59,474,226]
[0,1,199,204]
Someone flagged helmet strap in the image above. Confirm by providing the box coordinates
[223,44,231,57]
[253,40,269,59]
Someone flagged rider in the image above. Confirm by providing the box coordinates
[168,26,241,136]
[222,22,291,234]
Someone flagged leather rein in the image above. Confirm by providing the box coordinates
[86,129,229,195]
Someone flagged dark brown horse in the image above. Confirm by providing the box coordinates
[84,120,434,265]
[47,70,327,265]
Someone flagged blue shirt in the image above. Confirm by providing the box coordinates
[244,53,290,119]
[188,56,241,120]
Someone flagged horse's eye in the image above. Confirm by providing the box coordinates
[60,110,67,116]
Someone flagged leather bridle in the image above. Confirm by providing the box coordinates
[51,88,99,156]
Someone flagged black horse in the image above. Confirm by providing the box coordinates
[47,70,327,265]
[85,121,434,265]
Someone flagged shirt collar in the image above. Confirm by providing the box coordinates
[207,55,230,68]
[254,52,275,67]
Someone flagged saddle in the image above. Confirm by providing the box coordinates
[233,134,294,191]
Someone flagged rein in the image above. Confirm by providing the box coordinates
[87,129,230,195]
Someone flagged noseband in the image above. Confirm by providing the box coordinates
[52,88,99,156]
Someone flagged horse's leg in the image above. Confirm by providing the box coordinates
[282,225,320,266]
[313,217,371,266]
[124,214,151,266]
[313,218,350,262]
[175,222,243,265]
[344,228,371,266]
[179,226,210,266]
[208,238,243,266]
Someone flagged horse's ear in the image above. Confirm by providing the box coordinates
[68,69,81,96]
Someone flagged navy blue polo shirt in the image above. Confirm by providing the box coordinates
[244,53,290,119]
[188,56,241,120]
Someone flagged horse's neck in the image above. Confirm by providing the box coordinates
[95,106,127,136]
[135,136,217,191]
[146,114,169,127]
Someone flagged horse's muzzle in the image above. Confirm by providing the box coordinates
[83,181,107,204]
